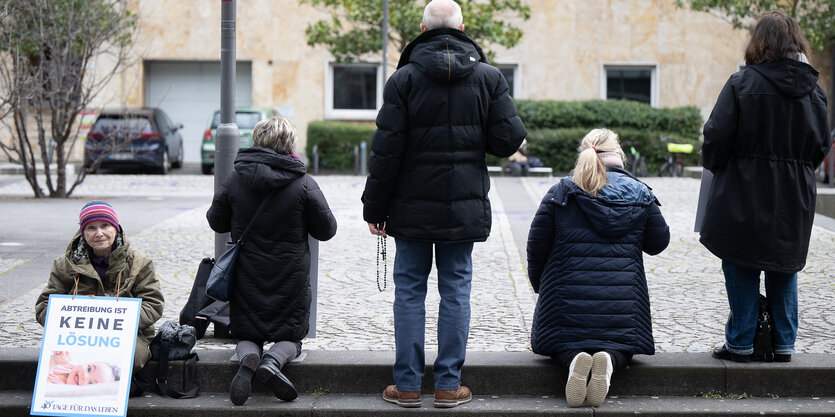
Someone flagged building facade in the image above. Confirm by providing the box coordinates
[26,0,835,163]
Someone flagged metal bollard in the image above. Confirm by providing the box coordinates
[312,144,319,175]
[353,145,360,175]
[360,141,368,176]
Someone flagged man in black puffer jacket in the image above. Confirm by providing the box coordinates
[362,0,526,409]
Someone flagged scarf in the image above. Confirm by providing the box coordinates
[598,151,624,169]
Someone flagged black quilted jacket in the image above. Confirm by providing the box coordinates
[362,28,527,242]
[526,169,669,356]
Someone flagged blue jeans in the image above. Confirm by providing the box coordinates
[722,260,797,355]
[392,238,473,392]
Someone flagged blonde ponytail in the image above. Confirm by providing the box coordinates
[572,148,607,195]
[571,128,626,196]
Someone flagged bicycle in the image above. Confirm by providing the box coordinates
[657,135,694,177]
[623,136,648,177]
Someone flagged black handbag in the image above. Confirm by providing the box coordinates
[150,320,200,399]
[206,189,277,302]
[751,294,776,362]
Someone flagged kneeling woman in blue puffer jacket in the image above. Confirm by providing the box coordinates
[526,128,670,408]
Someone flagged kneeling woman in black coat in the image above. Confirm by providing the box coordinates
[207,117,337,406]
[526,128,669,407]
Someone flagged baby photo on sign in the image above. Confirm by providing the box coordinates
[44,351,121,397]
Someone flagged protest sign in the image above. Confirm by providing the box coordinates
[31,295,141,417]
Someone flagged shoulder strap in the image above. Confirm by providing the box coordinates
[155,338,200,399]
[237,189,278,245]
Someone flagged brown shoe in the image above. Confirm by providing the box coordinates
[434,385,472,408]
[382,385,421,408]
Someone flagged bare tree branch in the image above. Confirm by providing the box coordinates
[0,0,137,197]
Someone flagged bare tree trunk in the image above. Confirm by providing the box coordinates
[34,107,55,196]
[54,140,67,197]
[13,108,43,198]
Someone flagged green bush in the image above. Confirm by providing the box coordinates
[515,99,703,138]
[306,121,375,172]
[526,128,701,175]
[307,100,704,174]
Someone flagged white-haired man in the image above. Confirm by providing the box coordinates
[362,0,526,409]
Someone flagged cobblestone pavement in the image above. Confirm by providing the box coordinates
[0,174,833,354]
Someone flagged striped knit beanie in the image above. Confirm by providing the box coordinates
[79,201,120,233]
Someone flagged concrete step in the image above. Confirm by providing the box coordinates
[2,391,834,416]
[2,349,834,398]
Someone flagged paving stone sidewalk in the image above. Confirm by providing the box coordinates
[0,174,833,354]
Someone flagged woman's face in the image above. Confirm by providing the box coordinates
[83,221,117,257]
[67,363,115,385]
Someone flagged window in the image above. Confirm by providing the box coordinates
[602,65,657,107]
[156,110,174,133]
[495,64,520,98]
[325,63,382,120]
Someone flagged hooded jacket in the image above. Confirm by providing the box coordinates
[362,28,527,242]
[207,147,337,343]
[701,58,831,273]
[36,231,164,369]
[526,169,670,355]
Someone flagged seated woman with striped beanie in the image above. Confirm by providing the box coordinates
[35,200,165,397]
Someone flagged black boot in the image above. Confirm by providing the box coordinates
[255,355,297,401]
[230,352,259,406]
[712,345,752,363]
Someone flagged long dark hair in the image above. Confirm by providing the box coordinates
[744,11,809,65]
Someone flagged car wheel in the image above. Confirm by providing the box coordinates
[171,142,184,169]
[201,164,213,175]
[156,150,169,175]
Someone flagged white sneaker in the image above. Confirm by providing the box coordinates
[586,352,613,407]
[565,352,592,407]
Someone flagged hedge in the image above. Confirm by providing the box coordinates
[306,121,375,172]
[308,100,704,174]
[515,99,703,138]
[525,128,701,175]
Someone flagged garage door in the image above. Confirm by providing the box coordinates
[145,61,252,163]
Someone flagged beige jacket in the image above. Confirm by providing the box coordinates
[35,231,164,368]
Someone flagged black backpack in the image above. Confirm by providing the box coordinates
[150,321,199,399]
[751,294,776,362]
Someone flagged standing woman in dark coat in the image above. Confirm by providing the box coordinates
[527,129,669,408]
[701,12,831,364]
[207,117,337,406]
